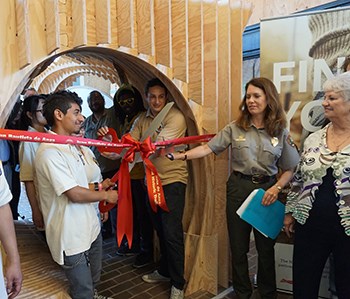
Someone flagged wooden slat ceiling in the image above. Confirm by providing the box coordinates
[31,50,122,93]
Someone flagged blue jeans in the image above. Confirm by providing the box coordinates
[62,233,102,299]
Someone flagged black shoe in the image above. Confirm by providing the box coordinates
[116,245,140,256]
[133,252,153,268]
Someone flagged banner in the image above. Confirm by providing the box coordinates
[261,7,350,147]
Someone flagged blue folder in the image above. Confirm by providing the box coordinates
[236,188,285,239]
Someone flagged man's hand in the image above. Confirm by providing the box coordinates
[101,178,116,190]
[0,203,22,298]
[32,208,45,230]
[97,126,111,140]
[97,126,122,160]
[100,212,109,223]
[5,259,22,299]
[105,189,118,204]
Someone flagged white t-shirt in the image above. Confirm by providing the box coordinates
[19,126,44,215]
[81,145,102,183]
[79,146,102,216]
[19,126,42,182]
[35,141,100,265]
[0,161,12,298]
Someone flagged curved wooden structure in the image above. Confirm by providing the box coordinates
[0,0,334,296]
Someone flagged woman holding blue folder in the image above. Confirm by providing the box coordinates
[167,77,299,299]
[284,72,350,299]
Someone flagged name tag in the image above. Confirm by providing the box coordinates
[235,135,246,142]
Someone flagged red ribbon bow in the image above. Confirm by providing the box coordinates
[98,131,168,248]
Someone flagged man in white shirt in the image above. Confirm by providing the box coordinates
[35,91,118,299]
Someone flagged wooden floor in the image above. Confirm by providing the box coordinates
[16,188,294,299]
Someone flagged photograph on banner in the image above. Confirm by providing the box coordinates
[260,8,350,148]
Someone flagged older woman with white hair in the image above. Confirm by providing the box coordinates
[284,71,350,299]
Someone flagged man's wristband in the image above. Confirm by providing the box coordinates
[166,153,174,161]
[94,182,103,191]
[166,152,187,161]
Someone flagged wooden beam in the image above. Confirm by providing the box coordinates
[215,4,231,287]
[202,0,217,133]
[72,0,87,47]
[154,0,171,67]
[117,0,132,47]
[136,0,153,55]
[110,0,118,47]
[45,0,60,54]
[86,0,96,45]
[230,1,251,122]
[58,0,70,48]
[96,0,111,44]
[15,0,31,68]
[187,0,202,105]
[217,2,230,130]
[171,0,187,82]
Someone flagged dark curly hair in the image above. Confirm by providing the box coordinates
[43,90,82,127]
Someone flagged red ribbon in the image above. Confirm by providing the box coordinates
[0,128,131,149]
[0,128,214,248]
[0,128,214,151]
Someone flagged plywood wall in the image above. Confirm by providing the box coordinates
[246,0,335,25]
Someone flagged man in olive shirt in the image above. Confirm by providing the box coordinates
[131,78,187,299]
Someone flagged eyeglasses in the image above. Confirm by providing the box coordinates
[118,97,134,106]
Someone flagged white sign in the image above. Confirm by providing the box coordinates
[275,243,331,298]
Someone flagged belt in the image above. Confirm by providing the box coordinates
[233,171,275,184]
